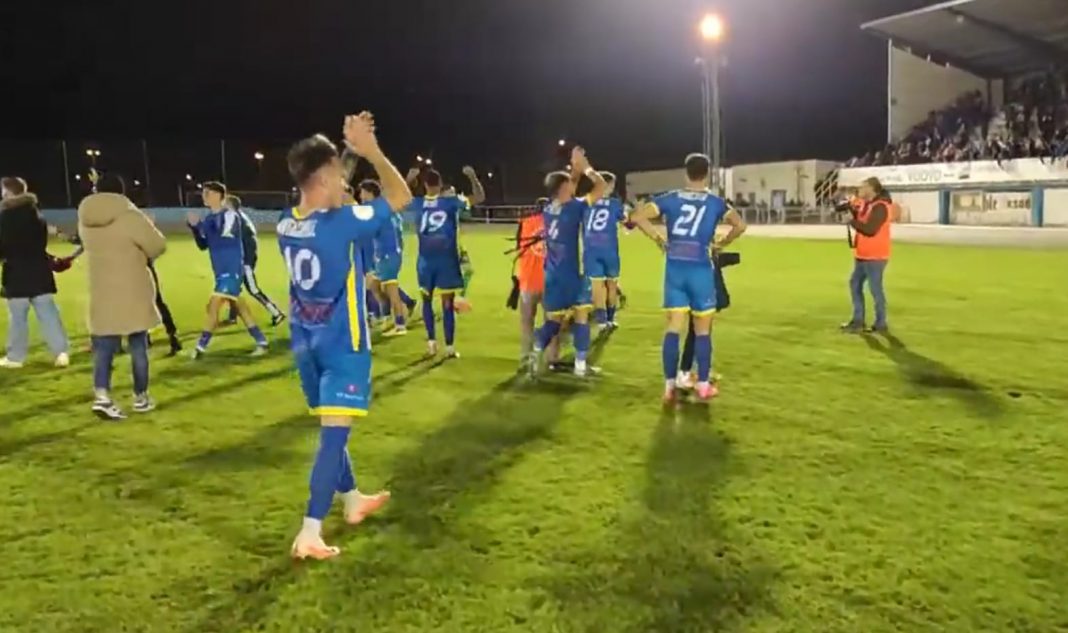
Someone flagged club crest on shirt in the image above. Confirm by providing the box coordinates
[352,204,374,221]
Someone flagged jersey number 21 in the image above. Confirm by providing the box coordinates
[672,204,707,238]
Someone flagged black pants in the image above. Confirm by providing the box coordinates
[148,263,178,339]
[228,261,282,320]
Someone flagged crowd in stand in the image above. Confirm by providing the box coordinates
[849,71,1068,167]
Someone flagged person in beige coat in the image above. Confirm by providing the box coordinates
[78,174,166,420]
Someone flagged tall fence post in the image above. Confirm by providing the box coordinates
[60,141,72,207]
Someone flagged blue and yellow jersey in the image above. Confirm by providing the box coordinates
[413,194,468,258]
[276,199,392,353]
[373,208,405,261]
[543,195,593,278]
[191,209,245,275]
[582,196,627,255]
[651,189,727,265]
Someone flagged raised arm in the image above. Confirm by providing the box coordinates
[570,146,607,202]
[462,166,486,205]
[344,112,413,212]
[186,211,208,250]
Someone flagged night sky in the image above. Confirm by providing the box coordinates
[2,0,941,204]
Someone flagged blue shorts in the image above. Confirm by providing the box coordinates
[292,324,373,417]
[375,254,402,284]
[417,254,463,295]
[360,243,376,274]
[543,273,593,314]
[213,272,243,298]
[585,251,621,280]
[664,262,717,315]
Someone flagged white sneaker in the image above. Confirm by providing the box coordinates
[0,357,24,369]
[574,359,588,378]
[54,352,70,368]
[92,398,126,421]
[426,340,438,357]
[445,346,460,359]
[132,394,156,413]
[676,371,696,390]
[250,345,268,357]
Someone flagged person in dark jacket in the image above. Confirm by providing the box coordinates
[0,177,70,368]
[222,195,284,326]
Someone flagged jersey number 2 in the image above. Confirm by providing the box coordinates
[283,247,322,291]
[671,204,707,238]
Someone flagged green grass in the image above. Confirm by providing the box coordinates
[1,229,1067,633]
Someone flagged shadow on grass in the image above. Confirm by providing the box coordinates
[184,370,586,631]
[537,404,777,633]
[862,333,1003,419]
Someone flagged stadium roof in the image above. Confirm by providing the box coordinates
[861,0,1068,78]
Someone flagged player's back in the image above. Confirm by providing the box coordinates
[543,197,587,278]
[654,189,726,266]
[276,202,389,352]
[373,206,403,260]
[414,194,463,259]
[583,197,624,254]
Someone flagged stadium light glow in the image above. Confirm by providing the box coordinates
[699,14,725,42]
[74,174,81,180]
[487,172,494,179]
[425,158,433,165]
[557,139,566,147]
[417,154,424,162]
[185,174,193,181]
[133,179,141,186]
[253,151,265,161]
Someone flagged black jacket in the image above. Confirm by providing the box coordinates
[0,193,57,298]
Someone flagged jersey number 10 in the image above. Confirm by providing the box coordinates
[283,246,322,291]
[671,204,707,238]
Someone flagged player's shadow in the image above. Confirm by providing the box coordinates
[862,333,1003,419]
[537,406,777,632]
[184,371,583,632]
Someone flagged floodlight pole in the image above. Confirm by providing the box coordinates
[699,45,724,194]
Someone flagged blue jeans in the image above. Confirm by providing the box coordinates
[849,259,888,328]
[5,294,69,362]
[93,332,149,394]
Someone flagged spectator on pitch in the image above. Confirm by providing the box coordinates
[77,173,167,419]
[0,177,71,369]
[841,177,893,334]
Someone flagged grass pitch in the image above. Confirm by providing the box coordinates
[1,229,1066,633]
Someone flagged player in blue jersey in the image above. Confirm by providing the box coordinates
[280,113,411,560]
[630,153,747,403]
[407,164,485,358]
[359,179,417,336]
[186,181,269,359]
[583,172,629,333]
[528,146,609,378]
[222,195,286,328]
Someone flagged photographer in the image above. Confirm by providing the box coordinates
[840,177,892,334]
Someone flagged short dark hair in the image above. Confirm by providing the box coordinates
[863,177,885,196]
[225,194,242,209]
[287,134,339,187]
[684,153,711,182]
[423,169,442,188]
[600,171,616,185]
[535,196,549,206]
[544,171,571,197]
[96,173,126,194]
[1,177,27,195]
[358,179,381,198]
[202,181,227,197]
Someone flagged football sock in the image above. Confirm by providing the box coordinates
[593,308,607,325]
[401,288,417,312]
[248,326,267,347]
[696,334,713,383]
[606,305,617,323]
[662,332,680,380]
[535,320,562,351]
[196,331,213,351]
[573,322,591,362]
[422,297,436,341]
[337,448,355,494]
[442,297,456,346]
[680,327,696,372]
[306,426,350,521]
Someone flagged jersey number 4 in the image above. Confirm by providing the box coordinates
[671,204,707,238]
[283,246,322,291]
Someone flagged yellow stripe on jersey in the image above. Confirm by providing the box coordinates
[647,202,662,217]
[292,205,312,220]
[346,250,362,352]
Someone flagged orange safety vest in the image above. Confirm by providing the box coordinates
[854,199,892,260]
[517,213,546,293]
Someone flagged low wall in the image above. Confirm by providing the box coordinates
[744,223,1068,247]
